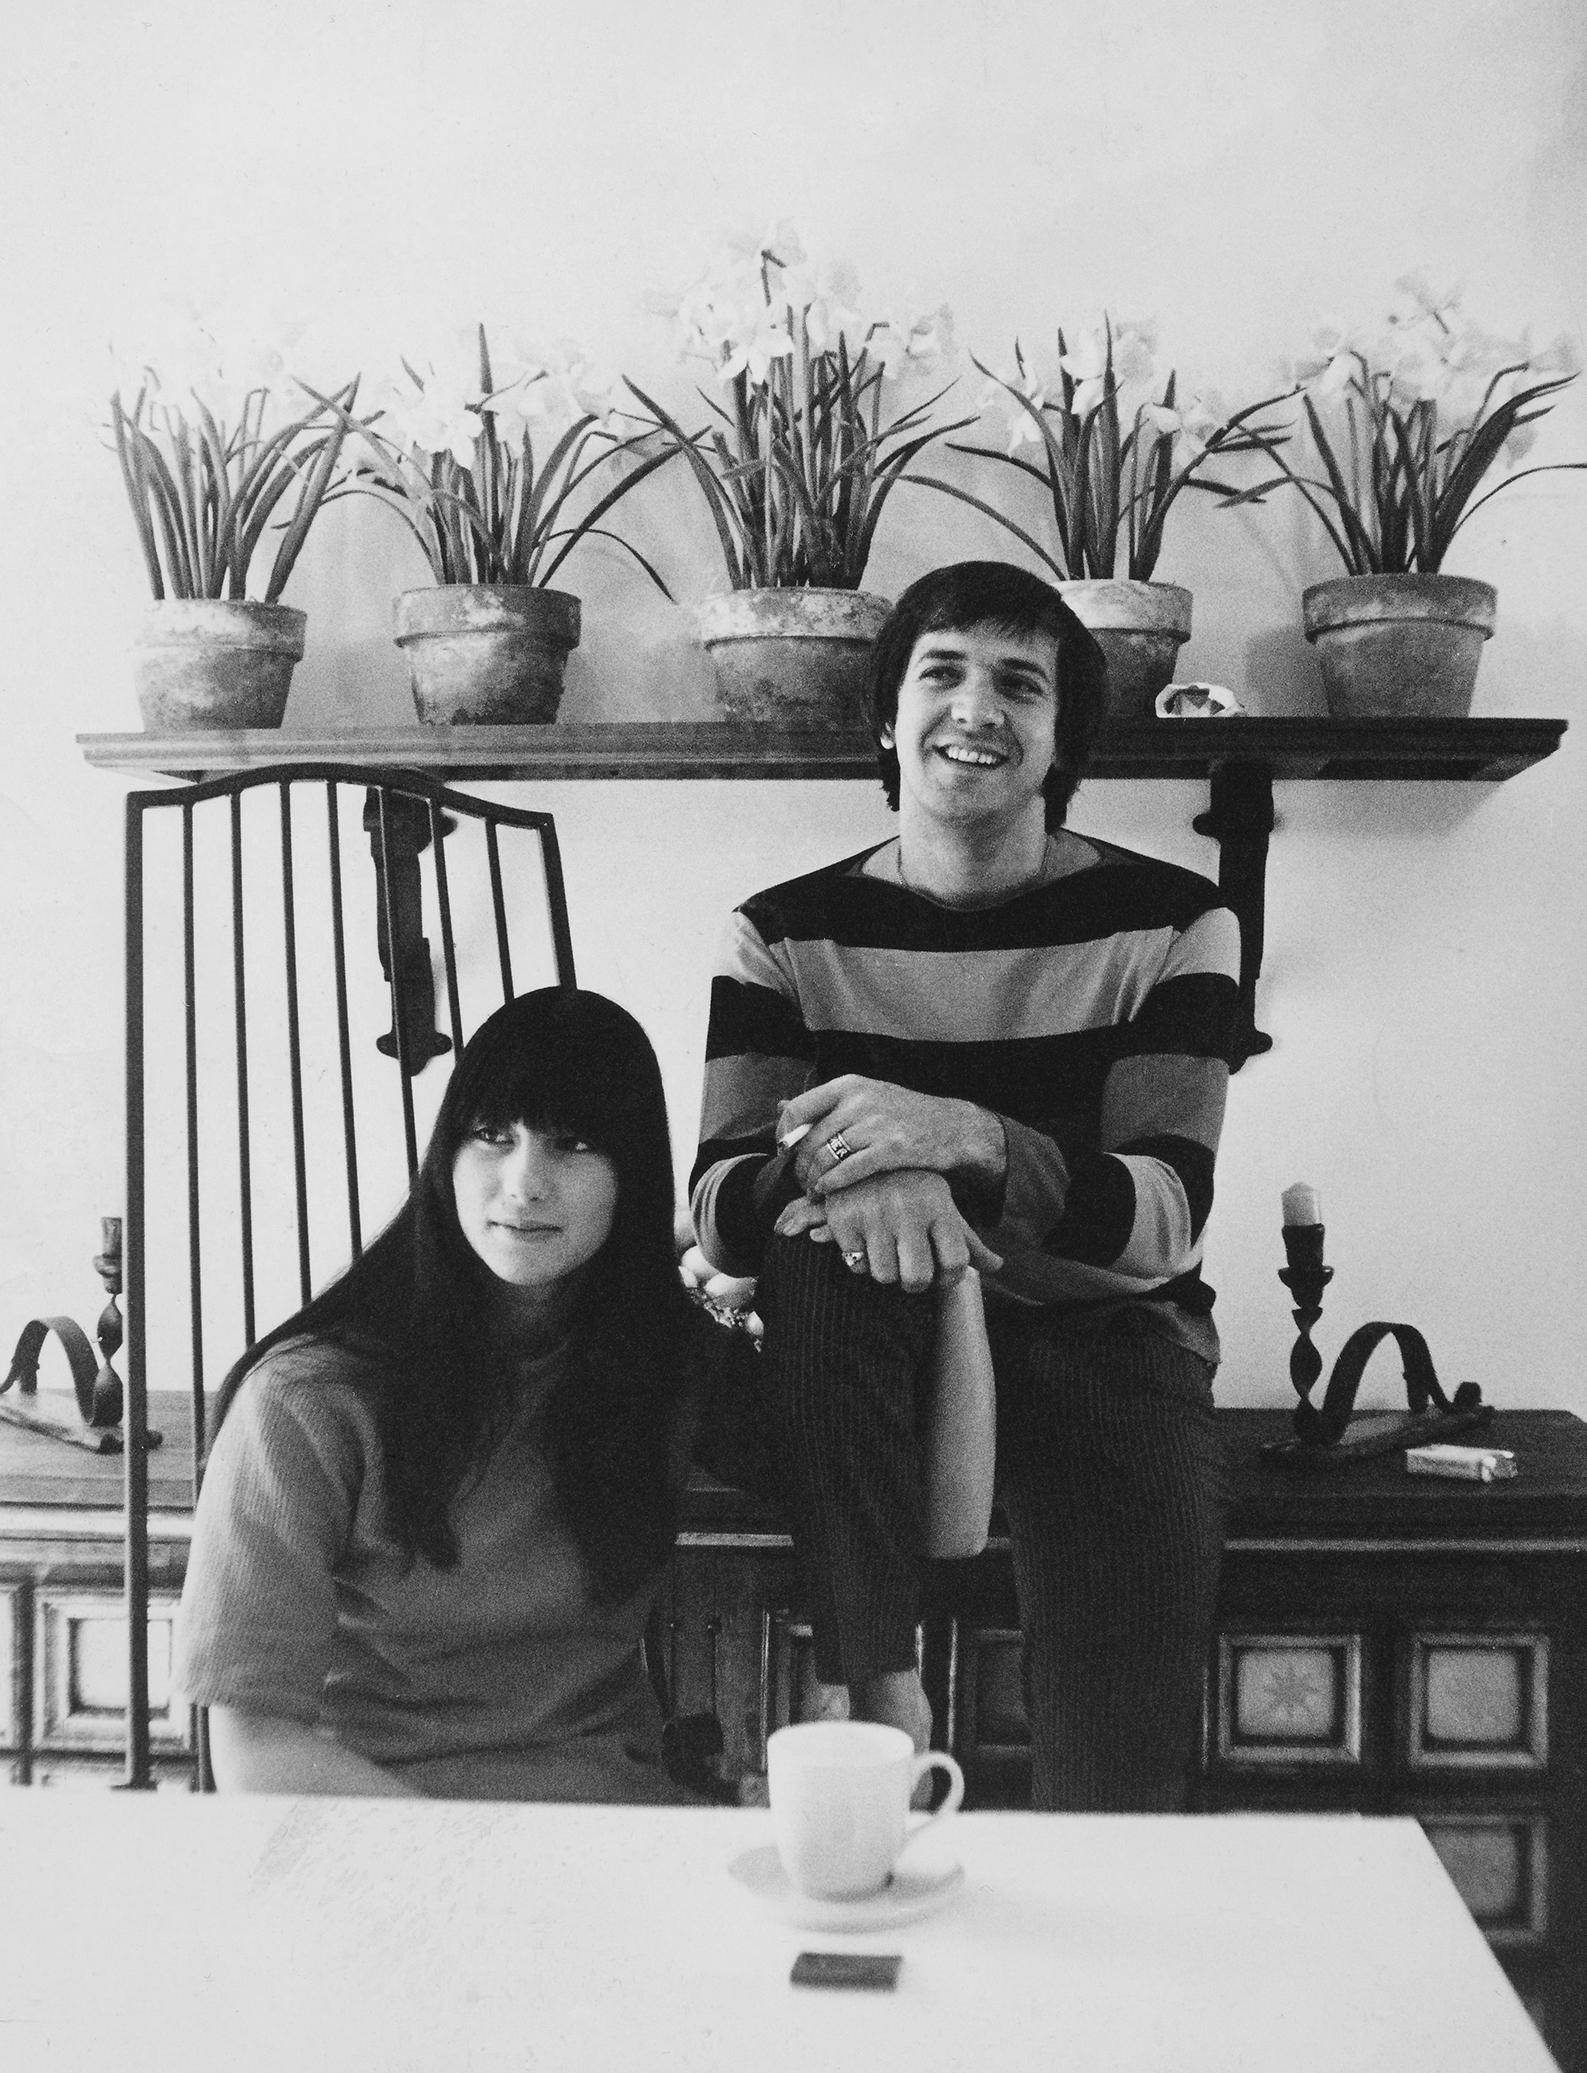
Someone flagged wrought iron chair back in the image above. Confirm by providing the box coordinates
[121,764,575,1787]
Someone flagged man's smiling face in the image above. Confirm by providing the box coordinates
[882,621,1061,830]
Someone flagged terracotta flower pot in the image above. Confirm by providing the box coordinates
[696,588,891,728]
[394,585,581,725]
[1057,580,1193,717]
[1302,575,1497,719]
[134,600,306,732]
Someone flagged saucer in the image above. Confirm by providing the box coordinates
[728,1843,964,1932]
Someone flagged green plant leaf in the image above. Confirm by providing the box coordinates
[899,474,1069,579]
[111,395,168,600]
[518,414,594,539]
[189,394,238,589]
[264,380,356,602]
[135,420,200,598]
[1301,393,1381,573]
[945,441,1057,490]
[539,522,676,600]
[1424,372,1579,566]
[537,441,682,592]
[1444,459,1587,548]
[625,378,754,587]
[1385,405,1431,572]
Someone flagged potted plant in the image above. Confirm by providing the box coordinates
[112,359,355,731]
[631,226,965,727]
[338,328,679,724]
[1229,278,1585,717]
[909,319,1288,714]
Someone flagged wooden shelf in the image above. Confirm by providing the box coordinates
[76,715,1568,1071]
[78,715,1567,784]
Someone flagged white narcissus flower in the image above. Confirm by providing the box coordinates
[1140,393,1221,467]
[1390,271,1463,332]
[1110,320,1158,388]
[1140,401,1205,465]
[1318,353,1364,402]
[114,301,322,439]
[1289,325,1363,399]
[1386,333,1453,406]
[480,370,553,448]
[868,303,952,379]
[673,276,754,366]
[667,227,952,401]
[199,293,313,430]
[675,267,788,384]
[795,260,865,356]
[520,339,618,426]
[1058,328,1109,415]
[379,349,485,467]
[719,308,795,386]
[1059,319,1155,416]
[978,354,1050,453]
[726,218,807,276]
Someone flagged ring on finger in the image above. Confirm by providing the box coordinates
[824,1131,854,1165]
[842,1249,867,1271]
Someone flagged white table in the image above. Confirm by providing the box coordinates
[0,1796,1558,2072]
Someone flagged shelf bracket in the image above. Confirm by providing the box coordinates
[363,790,454,1077]
[1192,760,1275,1070]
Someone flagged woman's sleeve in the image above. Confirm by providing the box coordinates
[173,1360,363,1720]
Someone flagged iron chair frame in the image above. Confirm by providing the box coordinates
[120,763,576,1789]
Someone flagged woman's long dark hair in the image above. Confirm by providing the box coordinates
[213,988,699,1603]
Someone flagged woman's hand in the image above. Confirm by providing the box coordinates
[207,1706,420,1797]
[774,1173,1002,1295]
[779,1076,1007,1199]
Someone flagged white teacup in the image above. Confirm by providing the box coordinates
[767,1720,965,1901]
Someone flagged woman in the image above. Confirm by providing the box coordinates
[175,987,770,1802]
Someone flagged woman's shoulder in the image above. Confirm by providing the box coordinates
[221,1334,389,1465]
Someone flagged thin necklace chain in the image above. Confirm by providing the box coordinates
[888,833,1075,905]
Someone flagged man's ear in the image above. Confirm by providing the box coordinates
[879,722,895,749]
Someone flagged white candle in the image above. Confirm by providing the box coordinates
[1282,1182,1322,1227]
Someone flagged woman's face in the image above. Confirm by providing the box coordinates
[452,1120,619,1305]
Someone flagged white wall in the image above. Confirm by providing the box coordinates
[3,0,1585,1409]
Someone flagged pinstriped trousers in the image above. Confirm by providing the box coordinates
[757,1233,1230,1812]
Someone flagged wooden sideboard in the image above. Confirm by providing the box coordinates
[4,1397,1584,2065]
[666,1406,1587,2066]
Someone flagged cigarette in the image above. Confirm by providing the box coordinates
[778,1121,813,1151]
[1405,1445,1517,1483]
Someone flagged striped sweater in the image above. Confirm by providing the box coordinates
[690,838,1241,1363]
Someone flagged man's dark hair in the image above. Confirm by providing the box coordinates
[867,560,1108,829]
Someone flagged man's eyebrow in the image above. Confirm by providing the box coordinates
[911,638,1057,687]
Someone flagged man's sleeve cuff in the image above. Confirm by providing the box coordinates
[980,1117,1070,1251]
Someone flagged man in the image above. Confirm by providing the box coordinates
[690,561,1240,1810]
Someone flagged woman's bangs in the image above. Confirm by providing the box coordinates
[463,1053,631,1154]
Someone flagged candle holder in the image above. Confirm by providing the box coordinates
[1265,1223,1493,1470]
[1279,1223,1334,1445]
[0,1216,163,1455]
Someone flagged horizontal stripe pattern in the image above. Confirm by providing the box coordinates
[743,844,1230,953]
[691,839,1238,1339]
